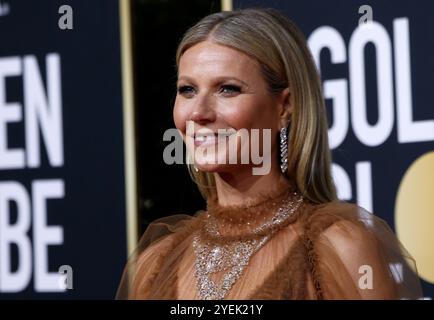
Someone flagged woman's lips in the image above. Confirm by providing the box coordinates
[194,134,216,147]
[193,132,235,147]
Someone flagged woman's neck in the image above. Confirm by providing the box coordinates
[213,166,292,206]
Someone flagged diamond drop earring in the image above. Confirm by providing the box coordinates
[280,126,288,173]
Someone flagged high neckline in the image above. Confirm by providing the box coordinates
[200,183,304,242]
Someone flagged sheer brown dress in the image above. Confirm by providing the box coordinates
[116,185,423,300]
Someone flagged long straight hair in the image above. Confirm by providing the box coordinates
[175,8,337,204]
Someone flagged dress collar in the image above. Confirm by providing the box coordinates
[200,183,304,241]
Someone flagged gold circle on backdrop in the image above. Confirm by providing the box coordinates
[395,151,434,284]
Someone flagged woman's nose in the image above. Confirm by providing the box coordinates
[189,96,216,124]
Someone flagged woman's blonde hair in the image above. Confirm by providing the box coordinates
[175,8,337,204]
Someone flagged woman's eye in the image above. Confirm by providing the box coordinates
[219,85,241,96]
[177,85,195,97]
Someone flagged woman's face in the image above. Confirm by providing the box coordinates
[173,40,289,175]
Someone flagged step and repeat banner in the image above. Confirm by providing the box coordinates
[1,0,432,299]
[0,1,129,298]
[232,0,434,297]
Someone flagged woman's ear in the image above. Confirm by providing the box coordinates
[278,87,292,128]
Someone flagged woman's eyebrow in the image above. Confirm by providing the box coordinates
[177,75,249,87]
[177,75,195,83]
[214,76,249,87]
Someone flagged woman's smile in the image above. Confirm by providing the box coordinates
[192,130,236,147]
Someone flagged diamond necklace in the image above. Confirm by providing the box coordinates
[192,191,303,300]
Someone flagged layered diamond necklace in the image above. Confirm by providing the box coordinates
[192,190,304,300]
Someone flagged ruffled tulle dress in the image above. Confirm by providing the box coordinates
[116,185,423,300]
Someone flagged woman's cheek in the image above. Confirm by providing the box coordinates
[218,101,249,129]
[224,107,256,131]
[173,103,187,133]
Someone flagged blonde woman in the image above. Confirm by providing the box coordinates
[117,8,422,300]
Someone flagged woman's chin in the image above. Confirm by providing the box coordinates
[193,151,249,173]
[195,161,250,175]
[194,163,223,173]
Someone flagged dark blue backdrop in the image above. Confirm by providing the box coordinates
[0,0,127,298]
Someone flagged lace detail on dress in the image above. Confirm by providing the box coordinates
[303,233,324,300]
